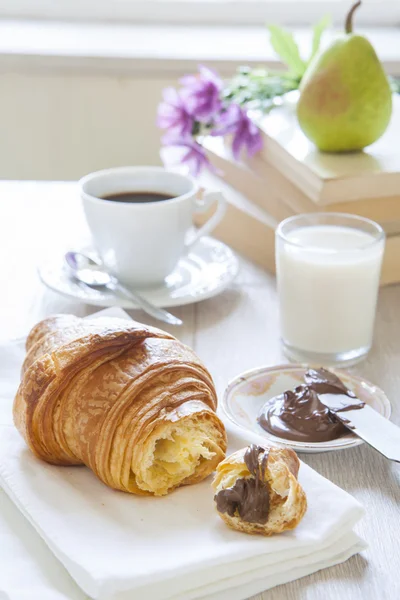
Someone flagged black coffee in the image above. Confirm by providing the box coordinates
[102,191,173,203]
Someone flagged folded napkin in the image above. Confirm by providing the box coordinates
[0,338,85,599]
[0,308,366,600]
[0,481,84,600]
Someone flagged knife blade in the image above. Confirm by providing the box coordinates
[319,393,400,462]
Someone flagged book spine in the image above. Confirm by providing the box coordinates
[195,195,400,285]
[194,197,276,273]
[204,147,295,223]
[206,140,400,229]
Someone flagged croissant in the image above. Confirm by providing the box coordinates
[13,314,227,496]
[212,444,307,535]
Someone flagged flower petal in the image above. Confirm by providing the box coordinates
[247,130,263,156]
[198,65,223,90]
[231,130,244,160]
[162,87,181,105]
[157,86,194,135]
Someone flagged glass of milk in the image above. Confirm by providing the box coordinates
[276,213,385,366]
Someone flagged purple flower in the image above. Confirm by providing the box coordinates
[211,103,262,160]
[180,65,223,121]
[162,135,213,176]
[157,87,193,137]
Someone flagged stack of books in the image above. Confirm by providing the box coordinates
[195,93,400,285]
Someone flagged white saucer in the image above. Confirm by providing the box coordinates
[39,237,239,309]
[222,364,391,454]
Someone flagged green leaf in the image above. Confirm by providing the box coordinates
[223,69,299,112]
[309,14,331,63]
[268,25,306,78]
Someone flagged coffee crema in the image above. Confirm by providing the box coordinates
[101,191,173,203]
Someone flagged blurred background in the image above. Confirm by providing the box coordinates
[0,0,399,180]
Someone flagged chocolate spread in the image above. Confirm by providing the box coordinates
[305,368,365,413]
[304,367,356,398]
[214,445,270,524]
[258,368,365,443]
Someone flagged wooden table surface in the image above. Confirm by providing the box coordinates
[1,181,399,600]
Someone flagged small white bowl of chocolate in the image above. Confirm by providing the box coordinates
[222,365,391,453]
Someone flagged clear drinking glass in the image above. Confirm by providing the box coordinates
[276,213,385,367]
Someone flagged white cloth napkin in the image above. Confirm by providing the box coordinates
[0,481,85,600]
[0,308,366,600]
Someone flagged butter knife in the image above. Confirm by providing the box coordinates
[319,393,400,462]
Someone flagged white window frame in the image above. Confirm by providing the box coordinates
[1,0,399,27]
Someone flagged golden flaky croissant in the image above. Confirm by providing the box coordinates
[13,314,227,496]
[212,445,307,535]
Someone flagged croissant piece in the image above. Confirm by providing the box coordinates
[14,314,227,496]
[212,444,307,535]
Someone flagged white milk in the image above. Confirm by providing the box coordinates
[276,224,384,357]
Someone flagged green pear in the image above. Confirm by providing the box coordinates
[297,1,392,152]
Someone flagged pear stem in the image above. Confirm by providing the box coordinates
[345,1,362,34]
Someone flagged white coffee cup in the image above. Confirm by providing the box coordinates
[80,166,226,287]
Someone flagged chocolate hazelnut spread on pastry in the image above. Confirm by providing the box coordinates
[258,368,365,443]
[212,445,307,535]
[214,445,270,524]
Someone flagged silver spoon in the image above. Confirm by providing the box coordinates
[65,251,182,327]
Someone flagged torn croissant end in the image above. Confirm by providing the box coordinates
[212,446,307,535]
[13,314,227,497]
[129,401,226,496]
